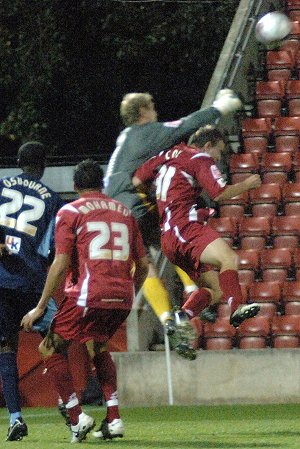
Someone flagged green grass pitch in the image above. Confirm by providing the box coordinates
[0,403,299,448]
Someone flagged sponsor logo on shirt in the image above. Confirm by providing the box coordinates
[5,235,21,254]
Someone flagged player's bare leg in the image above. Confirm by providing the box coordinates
[200,238,260,327]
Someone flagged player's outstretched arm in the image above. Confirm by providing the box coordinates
[214,174,262,202]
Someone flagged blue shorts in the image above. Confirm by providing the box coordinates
[0,288,57,341]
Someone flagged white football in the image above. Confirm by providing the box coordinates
[255,11,292,44]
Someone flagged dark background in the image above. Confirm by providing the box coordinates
[0,0,240,163]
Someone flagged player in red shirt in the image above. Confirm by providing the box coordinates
[133,126,262,330]
[22,159,148,443]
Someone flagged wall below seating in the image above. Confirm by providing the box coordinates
[113,349,300,406]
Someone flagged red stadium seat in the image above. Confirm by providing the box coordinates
[255,80,285,118]
[260,248,293,282]
[239,216,271,250]
[286,80,300,116]
[203,317,236,350]
[274,116,300,154]
[219,204,245,218]
[261,152,293,184]
[266,49,295,82]
[271,215,300,235]
[288,20,300,40]
[248,281,282,318]
[280,39,300,58]
[236,248,261,282]
[282,281,300,315]
[271,315,300,348]
[229,153,259,174]
[249,183,282,217]
[207,217,238,247]
[241,117,273,138]
[237,316,271,349]
[282,183,300,215]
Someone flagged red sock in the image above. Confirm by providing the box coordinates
[182,288,212,318]
[45,354,82,425]
[219,269,242,313]
[93,351,120,422]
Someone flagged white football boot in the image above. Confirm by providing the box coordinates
[93,418,124,439]
[70,412,95,443]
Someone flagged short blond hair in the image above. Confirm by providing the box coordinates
[120,92,153,126]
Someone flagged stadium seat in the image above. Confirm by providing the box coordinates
[203,317,236,350]
[237,316,271,349]
[273,116,300,155]
[236,248,261,282]
[280,39,300,58]
[260,248,293,282]
[239,216,271,250]
[248,281,282,318]
[282,183,300,215]
[261,152,293,184]
[286,80,300,116]
[266,49,295,82]
[229,153,259,174]
[219,204,245,218]
[271,215,300,249]
[292,152,300,181]
[292,247,300,280]
[255,80,286,118]
[207,217,238,246]
[241,117,273,138]
[282,281,300,315]
[289,10,300,21]
[271,315,300,348]
[288,20,300,40]
[249,183,282,217]
[242,138,268,158]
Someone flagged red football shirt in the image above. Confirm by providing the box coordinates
[134,143,227,233]
[54,191,146,309]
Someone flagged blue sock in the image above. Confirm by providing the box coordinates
[10,412,21,425]
[0,352,21,417]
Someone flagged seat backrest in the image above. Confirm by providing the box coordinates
[248,281,282,303]
[207,217,238,238]
[237,316,271,337]
[249,183,282,204]
[282,183,300,202]
[261,152,292,172]
[236,248,260,271]
[266,50,295,69]
[271,314,300,335]
[239,216,271,237]
[286,79,300,97]
[282,280,300,301]
[229,153,259,173]
[271,215,300,235]
[241,117,273,138]
[260,248,292,269]
[256,80,286,99]
[274,116,300,135]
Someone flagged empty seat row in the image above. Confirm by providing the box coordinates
[256,79,300,117]
[207,215,300,249]
[192,314,300,350]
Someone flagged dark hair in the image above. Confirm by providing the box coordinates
[73,159,104,190]
[17,141,46,168]
[188,125,224,147]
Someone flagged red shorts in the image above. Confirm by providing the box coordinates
[161,222,219,283]
[51,296,130,344]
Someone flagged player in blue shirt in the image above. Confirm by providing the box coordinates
[0,142,64,441]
